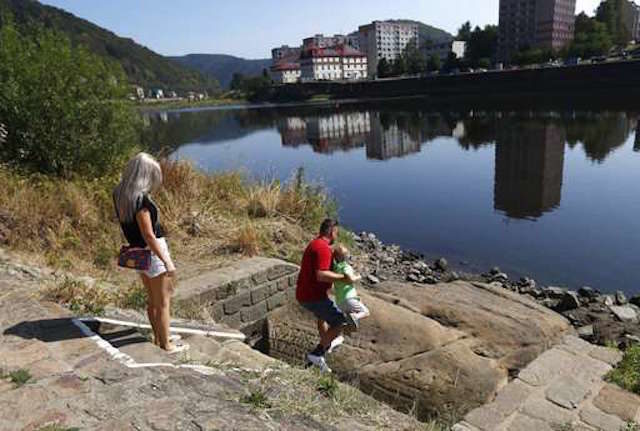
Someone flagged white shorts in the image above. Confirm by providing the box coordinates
[138,237,170,279]
[338,298,369,315]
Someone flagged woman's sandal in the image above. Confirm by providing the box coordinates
[152,334,182,345]
[165,343,189,354]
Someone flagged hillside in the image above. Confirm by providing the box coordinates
[0,0,220,94]
[392,19,453,43]
[171,54,272,89]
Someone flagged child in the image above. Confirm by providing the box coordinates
[332,244,370,329]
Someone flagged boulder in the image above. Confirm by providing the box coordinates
[578,286,600,299]
[615,291,628,305]
[609,305,638,323]
[630,295,640,307]
[267,280,571,420]
[555,291,581,312]
[435,258,448,272]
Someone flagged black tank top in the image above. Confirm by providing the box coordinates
[114,194,165,247]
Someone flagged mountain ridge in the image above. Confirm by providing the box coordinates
[0,0,220,94]
[170,54,272,89]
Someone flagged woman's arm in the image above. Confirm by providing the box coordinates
[136,209,175,276]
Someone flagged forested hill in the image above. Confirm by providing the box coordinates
[0,0,220,94]
[171,54,272,89]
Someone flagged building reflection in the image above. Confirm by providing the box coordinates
[494,121,565,219]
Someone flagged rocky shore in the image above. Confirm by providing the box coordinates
[351,231,640,349]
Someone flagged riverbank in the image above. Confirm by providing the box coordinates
[269,59,640,104]
[350,231,640,350]
[136,96,247,111]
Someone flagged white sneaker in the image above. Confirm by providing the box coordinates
[327,336,344,354]
[306,353,332,373]
[345,313,360,331]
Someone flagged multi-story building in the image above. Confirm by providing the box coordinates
[358,21,420,78]
[271,45,301,61]
[498,0,576,64]
[422,39,466,61]
[300,45,368,81]
[302,34,355,49]
[270,60,301,84]
[621,0,640,42]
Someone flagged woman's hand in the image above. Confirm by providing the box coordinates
[165,260,176,278]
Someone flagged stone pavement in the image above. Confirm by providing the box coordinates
[0,257,425,431]
[453,335,640,431]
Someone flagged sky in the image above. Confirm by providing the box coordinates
[40,0,603,59]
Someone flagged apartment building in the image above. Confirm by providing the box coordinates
[271,45,301,61]
[300,45,368,81]
[302,34,359,50]
[498,0,576,64]
[358,21,419,77]
[270,61,301,84]
[622,0,640,42]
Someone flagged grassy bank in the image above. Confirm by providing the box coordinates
[0,160,336,283]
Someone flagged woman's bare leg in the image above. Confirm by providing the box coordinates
[150,273,173,350]
[140,274,159,344]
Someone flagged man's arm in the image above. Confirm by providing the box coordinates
[316,270,345,283]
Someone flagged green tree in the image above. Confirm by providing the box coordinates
[230,72,246,91]
[402,39,426,75]
[568,13,614,58]
[427,54,442,72]
[596,0,632,46]
[391,56,408,76]
[377,57,392,78]
[0,21,139,178]
[457,21,472,42]
[465,25,498,67]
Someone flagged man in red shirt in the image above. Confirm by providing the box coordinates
[297,218,354,372]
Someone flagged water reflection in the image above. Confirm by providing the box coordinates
[145,107,637,222]
[494,121,565,219]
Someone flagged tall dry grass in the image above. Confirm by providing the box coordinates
[0,160,336,281]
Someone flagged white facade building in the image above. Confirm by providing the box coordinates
[422,39,466,61]
[358,21,419,78]
[270,60,301,84]
[300,46,368,81]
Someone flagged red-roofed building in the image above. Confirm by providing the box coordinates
[270,60,301,84]
[300,45,368,82]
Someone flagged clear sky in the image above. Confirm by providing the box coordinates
[40,0,602,59]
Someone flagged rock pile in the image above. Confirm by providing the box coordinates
[351,231,640,349]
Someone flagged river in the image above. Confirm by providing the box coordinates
[144,101,640,295]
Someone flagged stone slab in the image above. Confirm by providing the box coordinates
[593,384,640,422]
[545,375,592,409]
[503,413,554,431]
[580,403,627,431]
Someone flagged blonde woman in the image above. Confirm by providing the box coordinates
[113,153,188,353]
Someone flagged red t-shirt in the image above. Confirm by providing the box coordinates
[296,237,333,303]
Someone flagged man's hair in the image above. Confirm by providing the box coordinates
[319,218,339,236]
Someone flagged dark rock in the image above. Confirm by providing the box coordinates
[630,296,640,307]
[435,258,448,272]
[555,291,581,312]
[489,267,501,276]
[615,290,628,305]
[406,274,420,283]
[578,286,600,299]
[544,286,567,299]
[540,298,561,309]
[491,272,509,282]
[577,325,594,339]
[367,275,380,285]
[424,276,438,285]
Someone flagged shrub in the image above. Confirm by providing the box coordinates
[0,20,140,178]
[606,345,640,394]
[8,369,32,387]
[240,389,272,409]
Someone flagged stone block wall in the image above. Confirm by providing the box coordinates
[174,257,299,345]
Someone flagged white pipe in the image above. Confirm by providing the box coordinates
[78,316,246,340]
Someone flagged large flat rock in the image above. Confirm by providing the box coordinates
[268,280,571,419]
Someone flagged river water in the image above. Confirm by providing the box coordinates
[144,102,640,295]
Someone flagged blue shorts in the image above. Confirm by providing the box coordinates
[300,298,347,328]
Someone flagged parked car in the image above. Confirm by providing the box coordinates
[564,57,581,66]
[631,50,640,59]
[592,56,607,63]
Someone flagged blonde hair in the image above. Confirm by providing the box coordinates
[333,244,349,261]
[113,152,162,223]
